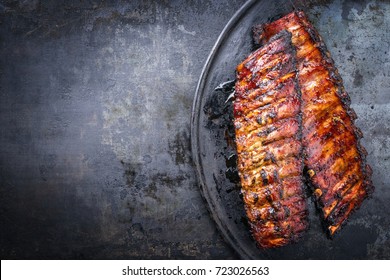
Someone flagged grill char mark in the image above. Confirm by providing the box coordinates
[234,30,308,249]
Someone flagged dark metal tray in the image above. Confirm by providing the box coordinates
[191,0,390,259]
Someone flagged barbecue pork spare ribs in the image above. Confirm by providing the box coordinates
[234,10,374,249]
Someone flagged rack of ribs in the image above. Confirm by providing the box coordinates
[252,10,374,236]
[234,30,309,248]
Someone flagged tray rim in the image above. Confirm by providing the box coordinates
[190,0,259,260]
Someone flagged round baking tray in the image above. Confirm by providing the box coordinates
[191,0,387,259]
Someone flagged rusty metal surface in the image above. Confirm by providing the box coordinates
[0,0,389,259]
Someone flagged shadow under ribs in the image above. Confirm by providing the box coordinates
[253,10,374,236]
[234,30,308,248]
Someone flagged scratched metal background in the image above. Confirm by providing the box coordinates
[0,0,389,259]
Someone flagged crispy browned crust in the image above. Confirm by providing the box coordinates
[234,31,309,248]
[254,11,374,237]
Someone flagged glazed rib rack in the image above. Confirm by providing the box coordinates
[234,10,373,248]
[234,30,309,248]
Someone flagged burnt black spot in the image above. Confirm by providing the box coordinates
[225,167,240,184]
[278,186,284,199]
[266,126,277,135]
[273,169,279,181]
[226,154,237,168]
[225,187,235,194]
[334,192,343,200]
[261,169,269,185]
[265,189,272,202]
[268,111,277,119]
[253,193,259,204]
[283,206,290,218]
[203,85,233,125]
